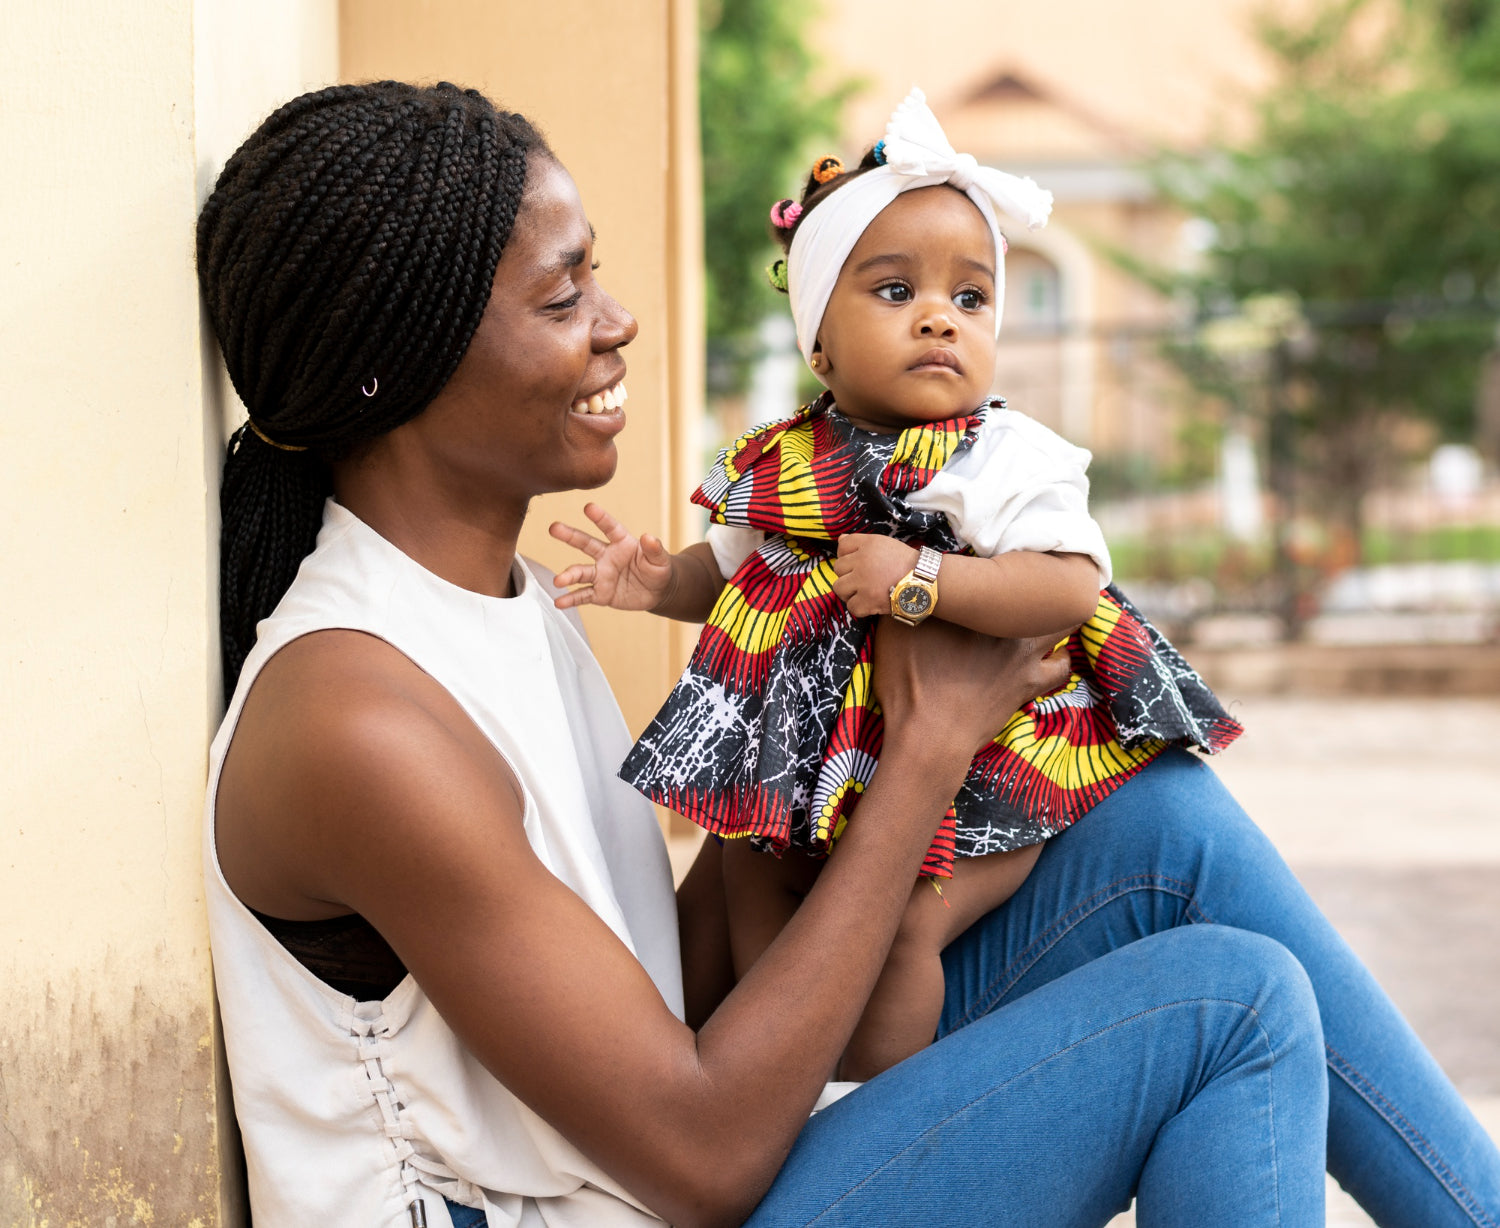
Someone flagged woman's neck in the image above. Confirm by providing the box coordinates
[332,451,525,600]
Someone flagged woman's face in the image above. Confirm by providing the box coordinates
[408,157,638,505]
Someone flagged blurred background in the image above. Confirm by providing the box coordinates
[692,3,1500,1222]
[2,0,1495,1221]
[700,0,1500,671]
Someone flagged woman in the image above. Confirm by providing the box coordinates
[198,81,1498,1227]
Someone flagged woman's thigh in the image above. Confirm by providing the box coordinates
[747,925,1327,1228]
[941,748,1500,1226]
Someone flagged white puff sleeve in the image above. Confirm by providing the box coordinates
[906,408,1112,586]
[706,523,768,579]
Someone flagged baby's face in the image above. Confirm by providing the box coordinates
[813,185,997,434]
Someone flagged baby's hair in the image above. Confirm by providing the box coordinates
[765,144,885,291]
[198,80,551,692]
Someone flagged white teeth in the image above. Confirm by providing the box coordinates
[570,381,628,414]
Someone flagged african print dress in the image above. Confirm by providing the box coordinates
[619,394,1242,879]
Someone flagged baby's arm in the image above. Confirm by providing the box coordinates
[549,502,724,622]
[832,535,1099,638]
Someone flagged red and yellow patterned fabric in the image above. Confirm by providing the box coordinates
[619,396,1241,878]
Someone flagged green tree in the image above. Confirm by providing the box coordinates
[1148,0,1500,554]
[699,0,854,387]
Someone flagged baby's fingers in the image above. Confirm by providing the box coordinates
[553,563,595,589]
[640,533,673,567]
[549,520,605,559]
[552,585,596,611]
[583,502,632,543]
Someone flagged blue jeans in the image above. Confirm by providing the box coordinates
[747,750,1500,1226]
[454,751,1500,1226]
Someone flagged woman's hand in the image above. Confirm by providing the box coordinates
[831,533,918,618]
[549,502,678,611]
[872,617,1073,759]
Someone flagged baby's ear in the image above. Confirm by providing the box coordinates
[810,342,830,379]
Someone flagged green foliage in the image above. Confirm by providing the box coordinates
[699,0,854,362]
[1148,0,1500,538]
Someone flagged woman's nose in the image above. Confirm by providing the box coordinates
[596,291,638,350]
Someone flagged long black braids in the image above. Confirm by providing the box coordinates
[197,81,550,692]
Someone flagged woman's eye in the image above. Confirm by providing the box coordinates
[955,288,986,311]
[548,291,583,312]
[875,283,912,303]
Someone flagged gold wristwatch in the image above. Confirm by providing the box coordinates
[889,545,943,625]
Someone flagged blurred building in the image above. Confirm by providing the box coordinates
[814,0,1296,458]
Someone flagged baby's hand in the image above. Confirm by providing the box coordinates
[832,534,921,618]
[548,503,677,612]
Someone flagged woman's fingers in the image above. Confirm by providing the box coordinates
[873,622,1069,750]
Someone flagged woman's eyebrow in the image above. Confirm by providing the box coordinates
[535,225,598,278]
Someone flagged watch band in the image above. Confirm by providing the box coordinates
[912,545,942,583]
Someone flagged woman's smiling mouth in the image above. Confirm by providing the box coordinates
[570,380,628,414]
[909,348,962,374]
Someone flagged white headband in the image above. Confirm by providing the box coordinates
[786,86,1053,367]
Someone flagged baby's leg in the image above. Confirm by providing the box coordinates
[839,843,1044,1081]
[720,840,823,979]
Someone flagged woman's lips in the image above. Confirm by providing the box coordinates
[910,349,961,373]
[570,381,628,415]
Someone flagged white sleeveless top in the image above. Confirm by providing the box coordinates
[203,500,682,1228]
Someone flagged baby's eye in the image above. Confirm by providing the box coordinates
[954,288,987,311]
[875,282,912,303]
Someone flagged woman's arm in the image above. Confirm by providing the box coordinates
[832,533,1101,638]
[549,501,724,622]
[218,623,1067,1228]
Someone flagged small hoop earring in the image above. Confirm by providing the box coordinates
[362,377,378,397]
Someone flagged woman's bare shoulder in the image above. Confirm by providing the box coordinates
[216,628,526,919]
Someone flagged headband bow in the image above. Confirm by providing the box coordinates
[880,88,1052,227]
[787,86,1053,368]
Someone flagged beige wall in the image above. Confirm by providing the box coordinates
[0,0,333,1221]
[341,0,705,749]
[2,6,699,1221]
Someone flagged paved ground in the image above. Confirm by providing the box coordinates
[668,695,1500,1225]
[1117,696,1500,1225]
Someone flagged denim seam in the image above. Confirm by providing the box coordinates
[1325,1042,1496,1228]
[807,997,1280,1227]
[950,874,1201,1031]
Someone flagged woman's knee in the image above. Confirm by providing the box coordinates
[1163,925,1324,1058]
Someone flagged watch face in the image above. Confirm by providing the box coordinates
[896,585,932,617]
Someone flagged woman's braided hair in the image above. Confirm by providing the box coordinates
[197,81,550,691]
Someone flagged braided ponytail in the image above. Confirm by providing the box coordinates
[197,82,550,690]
